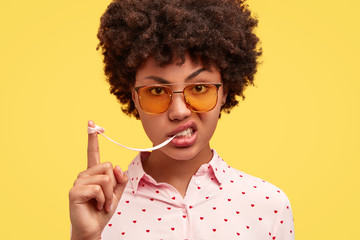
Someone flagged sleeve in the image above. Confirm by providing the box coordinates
[272,193,295,240]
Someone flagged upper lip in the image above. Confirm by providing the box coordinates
[168,121,197,137]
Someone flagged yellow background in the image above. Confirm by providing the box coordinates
[1,0,359,239]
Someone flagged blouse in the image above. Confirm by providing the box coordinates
[101,149,295,240]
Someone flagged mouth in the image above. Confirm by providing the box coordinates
[168,122,198,147]
[174,127,194,139]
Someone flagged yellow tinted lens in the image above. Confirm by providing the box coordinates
[184,84,218,112]
[138,86,172,114]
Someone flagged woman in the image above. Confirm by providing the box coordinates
[69,0,294,239]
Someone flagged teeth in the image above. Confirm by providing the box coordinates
[175,128,193,138]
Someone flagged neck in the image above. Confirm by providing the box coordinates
[142,146,213,197]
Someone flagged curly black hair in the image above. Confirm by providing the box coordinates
[97,0,262,119]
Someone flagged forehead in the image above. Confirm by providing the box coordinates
[135,56,221,85]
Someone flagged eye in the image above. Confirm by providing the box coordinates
[191,84,209,94]
[148,87,166,95]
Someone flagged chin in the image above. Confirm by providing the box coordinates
[159,144,210,161]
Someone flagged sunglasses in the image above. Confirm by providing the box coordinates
[133,83,222,114]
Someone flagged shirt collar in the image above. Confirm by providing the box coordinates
[127,149,228,192]
[198,149,228,185]
[126,152,149,193]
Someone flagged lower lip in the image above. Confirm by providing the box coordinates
[170,130,197,147]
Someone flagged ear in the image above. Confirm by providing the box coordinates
[132,89,136,102]
[132,89,139,110]
[220,88,228,106]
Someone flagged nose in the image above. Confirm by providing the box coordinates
[168,92,192,121]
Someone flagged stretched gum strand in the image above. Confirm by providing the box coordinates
[87,124,105,134]
[87,126,175,152]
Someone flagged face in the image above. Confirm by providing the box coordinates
[132,55,227,161]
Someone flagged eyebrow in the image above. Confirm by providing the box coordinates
[144,67,210,84]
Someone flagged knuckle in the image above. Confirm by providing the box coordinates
[93,185,102,194]
[68,187,77,201]
[102,175,111,184]
[73,178,80,186]
[77,171,85,179]
[104,162,113,170]
[87,146,99,153]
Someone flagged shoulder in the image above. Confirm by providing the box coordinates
[212,150,291,206]
[212,153,295,237]
[224,165,292,210]
[212,150,290,202]
[224,168,295,238]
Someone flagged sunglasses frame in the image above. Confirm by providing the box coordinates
[133,82,222,114]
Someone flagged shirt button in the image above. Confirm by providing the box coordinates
[195,180,200,185]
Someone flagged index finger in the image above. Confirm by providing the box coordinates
[87,120,100,168]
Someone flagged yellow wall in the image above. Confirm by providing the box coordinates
[1,0,359,239]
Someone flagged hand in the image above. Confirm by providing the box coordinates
[69,120,128,240]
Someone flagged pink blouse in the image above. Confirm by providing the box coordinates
[101,149,294,240]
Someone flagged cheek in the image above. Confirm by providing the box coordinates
[138,114,166,142]
[139,117,155,141]
[199,107,222,135]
